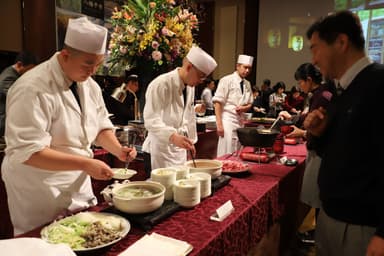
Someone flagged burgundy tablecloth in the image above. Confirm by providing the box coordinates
[18,144,307,256]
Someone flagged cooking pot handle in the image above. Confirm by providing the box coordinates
[100,180,131,203]
[100,185,113,204]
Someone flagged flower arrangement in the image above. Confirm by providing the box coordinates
[108,0,199,75]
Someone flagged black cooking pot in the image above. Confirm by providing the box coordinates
[237,127,280,148]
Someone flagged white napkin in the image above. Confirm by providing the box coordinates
[118,232,193,256]
[0,238,76,256]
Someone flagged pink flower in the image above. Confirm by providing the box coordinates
[151,41,159,49]
[161,27,175,37]
[152,50,162,61]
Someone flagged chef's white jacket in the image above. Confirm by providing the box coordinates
[142,68,197,170]
[212,72,253,156]
[1,53,114,235]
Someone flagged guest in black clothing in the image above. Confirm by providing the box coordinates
[259,78,273,114]
[250,85,265,117]
[109,74,140,125]
[304,10,384,256]
[287,63,334,244]
[0,52,38,139]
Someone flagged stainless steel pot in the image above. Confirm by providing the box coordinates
[237,127,279,148]
[115,126,139,146]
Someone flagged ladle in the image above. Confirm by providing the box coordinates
[268,116,282,131]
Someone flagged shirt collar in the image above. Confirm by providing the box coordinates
[234,71,243,83]
[337,56,371,90]
[127,88,137,98]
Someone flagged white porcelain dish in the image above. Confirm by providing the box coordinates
[111,168,137,180]
[41,212,130,252]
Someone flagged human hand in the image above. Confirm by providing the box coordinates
[303,107,327,136]
[279,110,292,120]
[254,107,265,113]
[216,125,224,137]
[235,106,241,114]
[286,125,305,138]
[170,133,194,150]
[195,103,206,114]
[366,235,384,256]
[83,158,113,180]
[116,146,137,163]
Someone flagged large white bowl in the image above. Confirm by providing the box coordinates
[184,159,223,179]
[110,181,165,214]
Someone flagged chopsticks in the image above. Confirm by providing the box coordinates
[189,149,197,168]
[183,131,197,167]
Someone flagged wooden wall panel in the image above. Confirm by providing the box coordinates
[23,0,57,62]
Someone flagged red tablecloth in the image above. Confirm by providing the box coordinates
[18,143,307,256]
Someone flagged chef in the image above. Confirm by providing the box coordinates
[1,17,136,235]
[142,46,217,174]
[213,54,254,156]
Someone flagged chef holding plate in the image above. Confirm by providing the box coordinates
[1,17,136,236]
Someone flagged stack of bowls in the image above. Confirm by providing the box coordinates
[170,165,190,180]
[173,179,200,208]
[188,172,211,198]
[150,167,177,200]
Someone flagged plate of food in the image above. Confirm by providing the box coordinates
[41,211,130,251]
[220,160,250,174]
[112,168,137,180]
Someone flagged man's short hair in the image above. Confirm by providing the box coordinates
[15,51,38,66]
[306,10,365,50]
[263,79,271,86]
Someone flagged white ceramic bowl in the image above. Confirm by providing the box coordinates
[188,172,212,198]
[173,179,200,208]
[184,159,223,179]
[170,165,190,180]
[111,168,137,180]
[110,181,165,214]
[150,167,177,200]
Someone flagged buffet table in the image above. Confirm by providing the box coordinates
[17,143,307,256]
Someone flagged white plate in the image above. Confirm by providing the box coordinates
[41,212,130,252]
[112,168,137,180]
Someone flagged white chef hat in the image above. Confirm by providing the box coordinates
[64,17,108,55]
[237,54,254,66]
[186,46,217,75]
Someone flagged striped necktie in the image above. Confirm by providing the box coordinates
[70,82,81,110]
